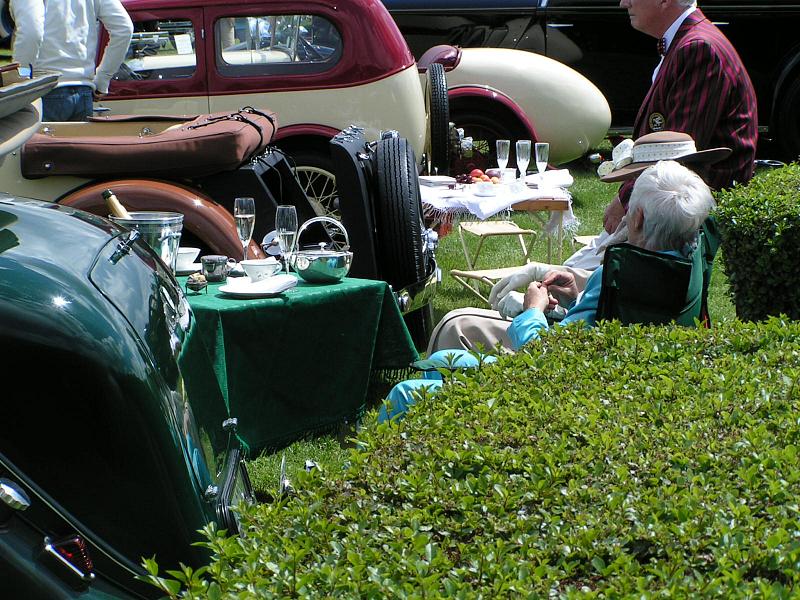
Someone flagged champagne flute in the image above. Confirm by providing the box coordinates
[516,139,531,180]
[535,142,550,174]
[234,197,256,261]
[496,139,510,171]
[275,205,298,275]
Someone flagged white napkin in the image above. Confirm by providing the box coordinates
[224,273,297,294]
[525,169,574,188]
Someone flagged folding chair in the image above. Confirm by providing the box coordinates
[596,234,706,326]
[457,220,538,270]
[449,265,522,306]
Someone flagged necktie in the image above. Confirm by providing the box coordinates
[657,37,667,56]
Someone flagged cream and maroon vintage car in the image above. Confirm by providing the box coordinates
[97,0,609,178]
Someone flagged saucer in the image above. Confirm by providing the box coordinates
[219,274,297,298]
[472,184,499,197]
[176,262,202,275]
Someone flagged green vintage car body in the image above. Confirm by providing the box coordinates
[0,195,252,597]
[0,76,253,596]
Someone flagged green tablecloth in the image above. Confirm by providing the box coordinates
[178,275,418,455]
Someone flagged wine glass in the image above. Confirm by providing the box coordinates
[516,140,531,180]
[496,139,510,170]
[234,197,255,261]
[275,205,298,275]
[535,142,550,174]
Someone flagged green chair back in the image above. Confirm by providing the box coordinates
[596,236,706,327]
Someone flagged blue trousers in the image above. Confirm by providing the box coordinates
[42,86,94,121]
[378,349,497,422]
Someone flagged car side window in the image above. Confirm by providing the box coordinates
[115,20,197,82]
[215,15,342,77]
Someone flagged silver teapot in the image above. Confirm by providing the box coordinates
[290,216,353,283]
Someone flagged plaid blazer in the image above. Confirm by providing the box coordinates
[620,9,758,203]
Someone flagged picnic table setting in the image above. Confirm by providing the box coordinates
[420,168,575,221]
[175,213,419,455]
[419,140,580,250]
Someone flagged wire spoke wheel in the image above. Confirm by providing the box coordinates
[294,165,338,219]
[293,164,346,246]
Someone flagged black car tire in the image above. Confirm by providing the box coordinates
[426,62,451,176]
[375,136,434,349]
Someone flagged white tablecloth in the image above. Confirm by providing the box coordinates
[420,173,577,235]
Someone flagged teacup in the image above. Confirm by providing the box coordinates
[176,247,201,272]
[201,255,237,282]
[241,258,281,282]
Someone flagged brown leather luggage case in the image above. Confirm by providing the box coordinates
[21,107,277,179]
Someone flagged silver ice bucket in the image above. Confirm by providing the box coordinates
[110,211,184,273]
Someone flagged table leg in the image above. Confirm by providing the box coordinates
[557,212,564,264]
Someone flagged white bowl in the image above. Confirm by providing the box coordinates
[176,247,201,271]
[241,257,282,282]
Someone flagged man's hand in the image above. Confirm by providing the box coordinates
[541,270,579,304]
[489,263,546,310]
[603,195,626,234]
[522,282,553,313]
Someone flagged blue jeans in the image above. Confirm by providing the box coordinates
[42,86,94,121]
[377,350,498,422]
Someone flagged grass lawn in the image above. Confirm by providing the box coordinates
[246,154,740,491]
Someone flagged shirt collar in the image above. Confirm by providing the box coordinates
[662,4,697,53]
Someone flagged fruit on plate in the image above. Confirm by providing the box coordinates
[460,169,502,184]
[485,168,501,178]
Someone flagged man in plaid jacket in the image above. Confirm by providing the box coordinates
[606,0,757,230]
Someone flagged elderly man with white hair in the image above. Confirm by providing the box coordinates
[379,160,716,422]
[428,131,729,354]
[435,0,757,340]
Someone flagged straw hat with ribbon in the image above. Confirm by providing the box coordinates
[597,131,731,182]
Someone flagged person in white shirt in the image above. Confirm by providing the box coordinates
[11,0,133,121]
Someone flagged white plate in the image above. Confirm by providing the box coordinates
[419,175,457,187]
[219,274,297,298]
[176,262,202,275]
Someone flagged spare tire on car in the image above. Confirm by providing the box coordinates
[424,62,450,176]
[374,135,435,348]
[330,128,438,351]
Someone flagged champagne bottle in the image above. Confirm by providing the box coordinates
[102,189,131,219]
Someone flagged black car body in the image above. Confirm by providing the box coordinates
[385,0,800,158]
[0,194,253,598]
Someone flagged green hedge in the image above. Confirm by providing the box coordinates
[145,319,800,598]
[716,164,800,320]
